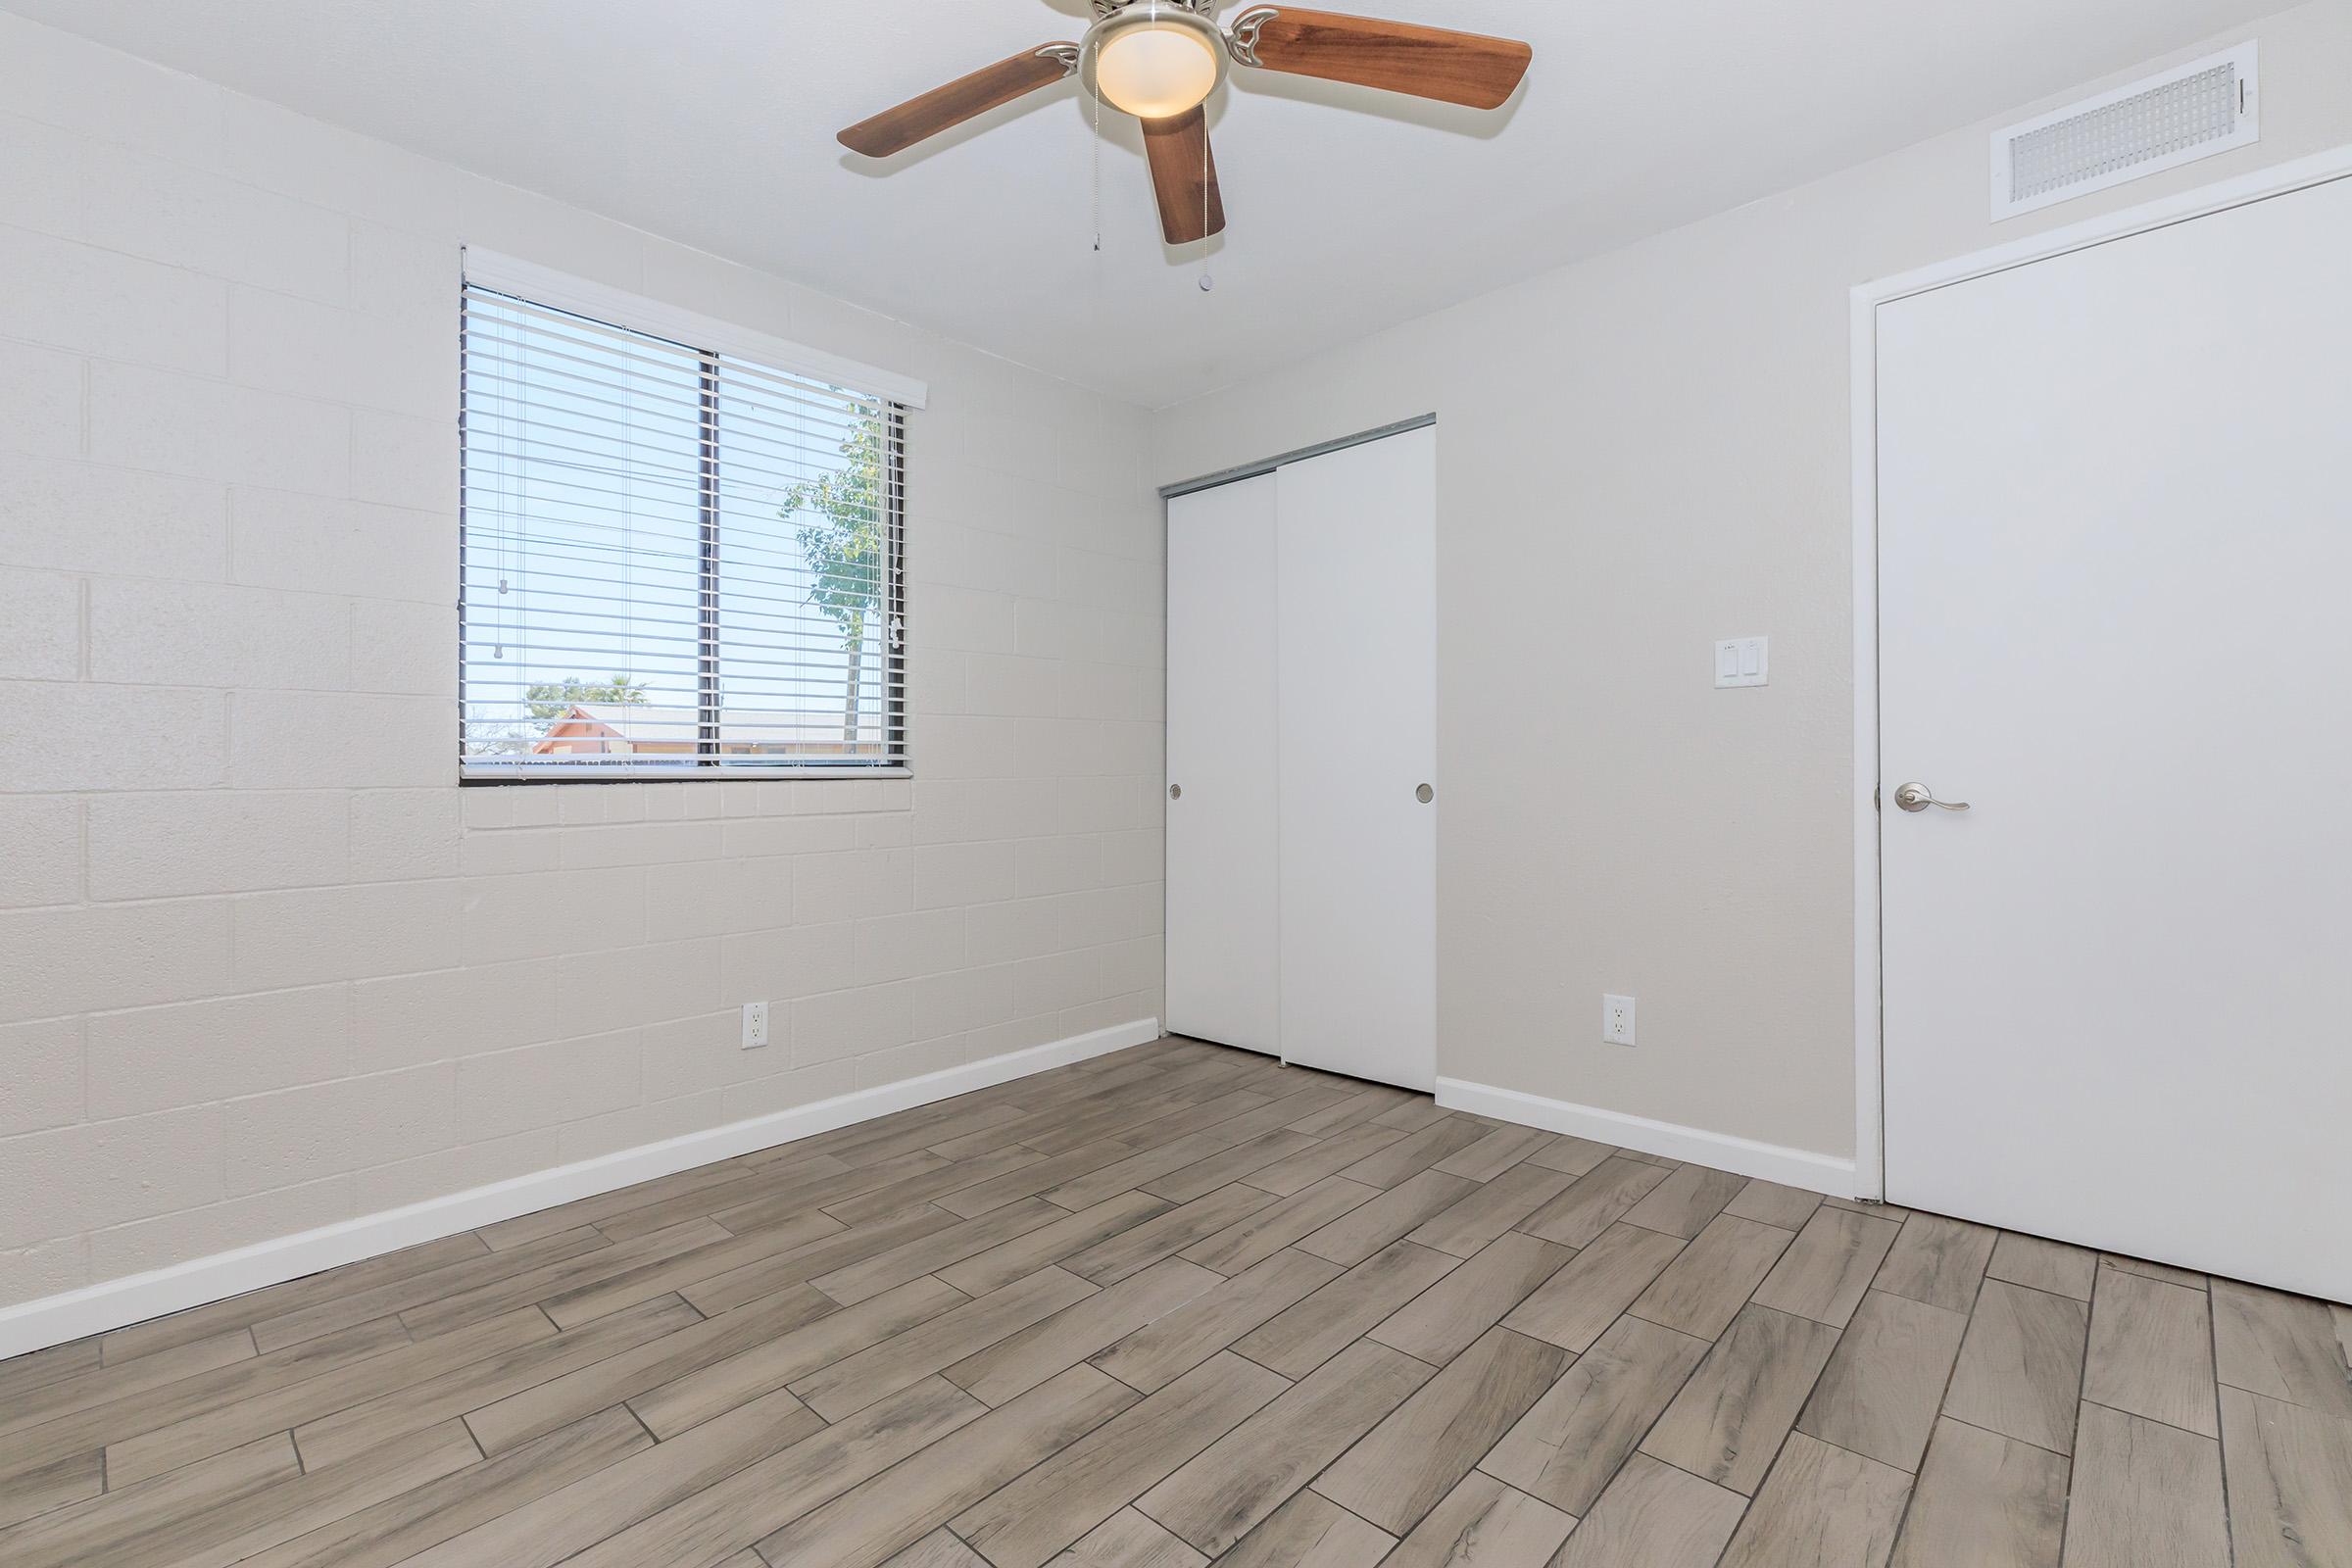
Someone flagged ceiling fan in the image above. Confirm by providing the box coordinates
[837,1,1533,245]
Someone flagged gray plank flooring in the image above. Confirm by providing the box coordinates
[1,1037,2344,1567]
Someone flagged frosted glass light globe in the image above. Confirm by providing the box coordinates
[1095,22,1220,119]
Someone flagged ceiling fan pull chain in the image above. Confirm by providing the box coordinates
[1091,88,1103,253]
[1198,116,1214,292]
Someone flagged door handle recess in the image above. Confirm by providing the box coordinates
[1416,783,1434,804]
[1892,781,1968,812]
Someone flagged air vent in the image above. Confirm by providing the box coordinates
[1991,43,2259,220]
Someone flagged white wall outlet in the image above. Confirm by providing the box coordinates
[1601,995,1637,1047]
[1713,636,1769,688]
[741,1001,771,1050]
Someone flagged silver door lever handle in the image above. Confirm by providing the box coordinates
[1892,781,1969,812]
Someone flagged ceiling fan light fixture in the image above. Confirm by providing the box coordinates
[1083,2,1226,120]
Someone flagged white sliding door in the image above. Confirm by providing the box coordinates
[1165,473,1281,1054]
[1877,173,2352,1300]
[1276,427,1438,1090]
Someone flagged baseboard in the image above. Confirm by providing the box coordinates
[1436,1076,1858,1197]
[0,1017,1161,1360]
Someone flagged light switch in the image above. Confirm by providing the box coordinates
[1714,636,1769,689]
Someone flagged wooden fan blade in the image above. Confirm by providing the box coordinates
[1142,107,1227,245]
[838,44,1074,158]
[1234,8,1531,110]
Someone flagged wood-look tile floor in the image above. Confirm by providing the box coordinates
[5,1039,2348,1568]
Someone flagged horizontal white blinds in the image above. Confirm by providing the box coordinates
[460,284,906,777]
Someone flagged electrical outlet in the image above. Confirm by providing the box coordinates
[741,1001,770,1050]
[1601,995,1637,1047]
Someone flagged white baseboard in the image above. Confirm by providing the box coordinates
[0,1017,1160,1361]
[1436,1077,1858,1197]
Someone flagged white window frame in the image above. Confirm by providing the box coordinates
[458,251,924,784]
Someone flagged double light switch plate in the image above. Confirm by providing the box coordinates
[1714,636,1769,688]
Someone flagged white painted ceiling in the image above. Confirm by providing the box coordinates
[6,0,2278,404]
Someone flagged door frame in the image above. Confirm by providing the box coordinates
[1848,142,2352,1200]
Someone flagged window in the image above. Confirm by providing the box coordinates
[459,262,910,779]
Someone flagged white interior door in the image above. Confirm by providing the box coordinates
[1877,174,2352,1301]
[1165,473,1280,1054]
[1277,427,1438,1090]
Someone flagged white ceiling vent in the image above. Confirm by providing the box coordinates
[1991,42,2258,220]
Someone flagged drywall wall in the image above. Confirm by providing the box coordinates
[1150,0,2352,1165]
[0,13,1164,1315]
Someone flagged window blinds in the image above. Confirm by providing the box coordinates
[459,283,906,779]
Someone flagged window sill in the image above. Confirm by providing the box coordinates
[461,766,912,786]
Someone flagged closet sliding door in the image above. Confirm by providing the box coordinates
[1276,427,1438,1091]
[1164,473,1280,1054]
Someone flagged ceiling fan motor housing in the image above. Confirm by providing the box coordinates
[1092,0,1220,17]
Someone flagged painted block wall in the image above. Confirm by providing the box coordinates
[0,14,1164,1311]
[1149,1,2352,1168]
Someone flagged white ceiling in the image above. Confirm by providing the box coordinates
[7,0,2278,404]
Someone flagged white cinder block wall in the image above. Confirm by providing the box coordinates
[0,14,1164,1316]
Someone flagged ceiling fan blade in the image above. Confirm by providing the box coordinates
[1142,107,1227,245]
[838,44,1075,158]
[1231,7,1531,110]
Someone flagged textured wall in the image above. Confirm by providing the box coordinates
[1150,3,2352,1162]
[0,15,1164,1309]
